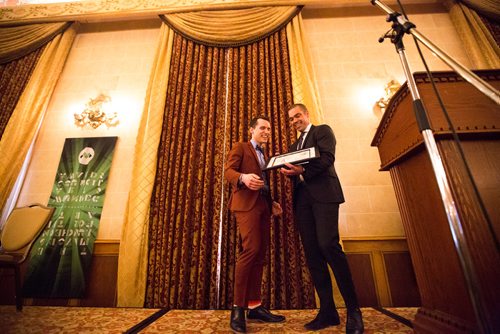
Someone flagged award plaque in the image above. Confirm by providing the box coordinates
[263,147,319,171]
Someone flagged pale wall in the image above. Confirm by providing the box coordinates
[17,19,161,240]
[16,5,471,241]
[302,6,472,238]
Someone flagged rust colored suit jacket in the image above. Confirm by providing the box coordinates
[225,141,271,212]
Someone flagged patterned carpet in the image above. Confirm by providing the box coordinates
[0,306,417,333]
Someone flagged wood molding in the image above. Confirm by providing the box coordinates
[94,239,120,255]
[0,0,443,25]
[342,237,420,307]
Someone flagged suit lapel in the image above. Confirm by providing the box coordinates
[292,125,315,151]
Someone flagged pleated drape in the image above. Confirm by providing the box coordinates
[162,6,300,47]
[146,34,227,309]
[286,12,324,125]
[0,23,77,210]
[119,5,324,308]
[145,27,316,309]
[449,2,500,69]
[0,22,70,64]
[0,22,70,139]
[0,47,44,138]
[220,28,316,310]
[117,23,175,308]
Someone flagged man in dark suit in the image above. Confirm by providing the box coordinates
[225,115,285,333]
[280,104,364,333]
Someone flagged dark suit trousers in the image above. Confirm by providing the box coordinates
[233,196,270,307]
[295,184,359,311]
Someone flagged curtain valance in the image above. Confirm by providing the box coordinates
[0,22,71,64]
[459,0,500,21]
[161,6,301,47]
[449,2,500,69]
[0,23,77,210]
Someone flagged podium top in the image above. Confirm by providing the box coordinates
[371,69,500,170]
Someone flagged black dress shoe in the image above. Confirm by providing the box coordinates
[346,308,364,334]
[230,306,246,333]
[247,305,285,323]
[304,311,340,331]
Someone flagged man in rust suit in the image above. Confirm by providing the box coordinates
[225,115,285,333]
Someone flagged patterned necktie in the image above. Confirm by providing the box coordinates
[255,145,269,192]
[255,145,265,169]
[297,131,307,150]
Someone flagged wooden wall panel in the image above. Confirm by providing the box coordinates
[2,239,419,309]
[344,238,421,308]
[0,268,16,305]
[346,253,378,307]
[0,240,119,308]
[384,252,421,307]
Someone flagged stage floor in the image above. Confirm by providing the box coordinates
[0,306,417,333]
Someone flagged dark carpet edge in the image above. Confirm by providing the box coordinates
[123,308,170,334]
[372,306,413,328]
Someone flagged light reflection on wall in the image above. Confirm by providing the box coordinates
[354,83,386,115]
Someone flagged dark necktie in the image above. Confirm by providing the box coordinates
[255,145,265,169]
[297,131,307,150]
[255,145,269,193]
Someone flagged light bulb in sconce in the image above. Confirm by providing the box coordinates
[373,80,401,118]
[74,93,119,129]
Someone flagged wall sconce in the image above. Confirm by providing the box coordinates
[74,94,119,129]
[373,80,401,117]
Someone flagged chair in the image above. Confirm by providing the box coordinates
[0,203,55,311]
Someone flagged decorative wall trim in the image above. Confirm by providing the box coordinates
[94,239,120,255]
[0,0,440,25]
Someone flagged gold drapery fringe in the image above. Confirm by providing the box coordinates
[161,6,300,47]
[0,23,77,210]
[449,2,500,69]
[0,22,71,64]
[116,23,175,307]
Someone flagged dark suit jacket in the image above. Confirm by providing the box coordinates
[225,141,271,212]
[290,124,345,204]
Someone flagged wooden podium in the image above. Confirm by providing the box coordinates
[371,70,500,333]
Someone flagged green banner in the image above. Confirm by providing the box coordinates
[23,136,117,298]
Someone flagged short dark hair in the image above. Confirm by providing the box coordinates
[288,103,308,114]
[250,115,270,128]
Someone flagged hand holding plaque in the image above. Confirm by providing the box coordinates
[263,147,319,171]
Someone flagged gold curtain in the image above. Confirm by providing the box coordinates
[286,12,324,125]
[145,27,316,309]
[0,22,70,64]
[162,6,300,47]
[459,0,500,20]
[116,23,175,307]
[449,2,500,69]
[145,34,227,309]
[0,23,77,210]
[118,6,323,308]
[0,47,44,138]
[221,29,316,309]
